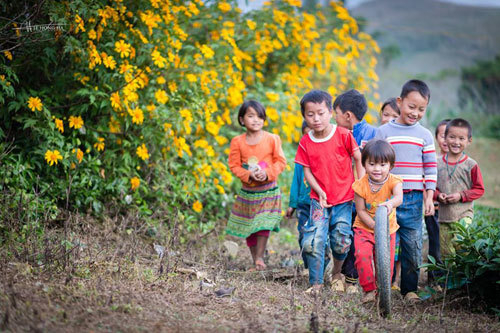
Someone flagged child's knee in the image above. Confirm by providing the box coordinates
[330,222,352,258]
[301,225,325,255]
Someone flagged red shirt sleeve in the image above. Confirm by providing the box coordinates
[345,130,359,156]
[294,136,310,167]
[461,164,485,202]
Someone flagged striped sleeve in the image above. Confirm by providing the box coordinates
[422,130,437,190]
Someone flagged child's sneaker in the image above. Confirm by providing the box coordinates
[346,284,359,294]
[331,278,345,292]
[404,292,420,302]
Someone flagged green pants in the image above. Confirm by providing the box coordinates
[439,217,472,257]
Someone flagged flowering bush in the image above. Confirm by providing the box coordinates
[0,0,379,231]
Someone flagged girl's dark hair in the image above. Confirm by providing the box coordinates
[362,139,396,167]
[435,118,451,138]
[380,97,400,114]
[238,100,266,126]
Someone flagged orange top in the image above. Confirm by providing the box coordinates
[352,174,403,234]
[228,131,286,187]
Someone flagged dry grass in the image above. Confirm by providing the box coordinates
[1,216,499,332]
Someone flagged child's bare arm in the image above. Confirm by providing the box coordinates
[379,182,403,213]
[353,149,365,180]
[304,167,331,208]
[354,193,375,229]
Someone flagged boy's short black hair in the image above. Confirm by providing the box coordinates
[300,90,332,116]
[380,97,400,114]
[333,89,367,121]
[238,100,266,126]
[362,139,396,168]
[445,118,472,139]
[435,118,451,138]
[400,79,431,102]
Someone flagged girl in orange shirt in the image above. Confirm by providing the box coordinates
[226,100,286,271]
[352,139,403,303]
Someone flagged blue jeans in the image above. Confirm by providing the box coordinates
[297,202,330,270]
[396,191,423,295]
[301,200,353,285]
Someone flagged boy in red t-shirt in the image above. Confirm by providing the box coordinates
[295,90,364,292]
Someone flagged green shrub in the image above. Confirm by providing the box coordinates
[423,205,500,313]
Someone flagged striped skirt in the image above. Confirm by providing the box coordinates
[226,181,282,238]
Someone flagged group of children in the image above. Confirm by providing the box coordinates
[225,79,485,303]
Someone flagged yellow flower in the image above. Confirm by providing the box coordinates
[94,137,105,151]
[88,29,96,40]
[130,107,144,125]
[168,81,178,92]
[151,49,167,68]
[186,74,197,82]
[136,144,149,160]
[157,76,166,84]
[102,53,116,69]
[27,97,43,112]
[206,121,219,136]
[130,177,140,190]
[218,2,231,13]
[265,92,280,102]
[199,44,214,59]
[192,200,203,213]
[110,92,122,111]
[75,148,84,163]
[3,51,12,60]
[114,40,131,58]
[246,19,256,30]
[155,89,169,104]
[75,14,85,33]
[68,115,84,129]
[44,149,63,166]
[216,185,225,194]
[54,118,64,133]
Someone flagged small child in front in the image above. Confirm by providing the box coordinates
[435,118,484,256]
[375,79,437,301]
[352,139,403,303]
[295,90,364,292]
[226,100,287,271]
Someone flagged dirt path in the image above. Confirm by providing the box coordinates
[0,220,498,332]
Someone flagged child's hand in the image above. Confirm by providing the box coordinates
[319,191,332,208]
[437,193,447,203]
[446,193,461,204]
[249,171,260,182]
[254,169,267,182]
[424,196,435,216]
[285,207,295,219]
[378,201,393,215]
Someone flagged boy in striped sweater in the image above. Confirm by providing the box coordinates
[375,79,437,301]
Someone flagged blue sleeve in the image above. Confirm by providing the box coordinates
[289,163,302,208]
